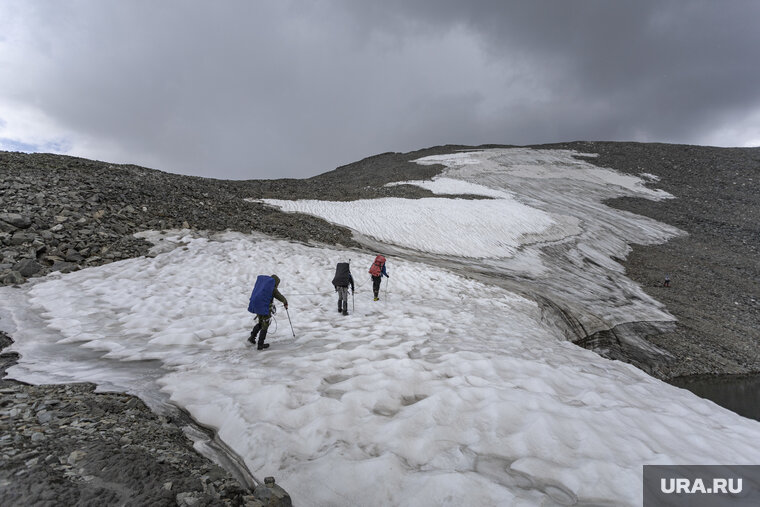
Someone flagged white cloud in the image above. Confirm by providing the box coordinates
[697,107,760,148]
[0,99,72,153]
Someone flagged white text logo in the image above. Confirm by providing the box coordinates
[660,478,742,494]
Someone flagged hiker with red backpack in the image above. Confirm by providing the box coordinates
[247,274,288,350]
[369,255,389,301]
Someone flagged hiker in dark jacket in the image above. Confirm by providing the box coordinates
[249,274,288,350]
[369,255,389,301]
[332,262,355,316]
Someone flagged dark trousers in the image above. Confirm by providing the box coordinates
[250,314,270,347]
[337,286,349,314]
[372,276,382,298]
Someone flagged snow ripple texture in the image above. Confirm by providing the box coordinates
[3,231,760,506]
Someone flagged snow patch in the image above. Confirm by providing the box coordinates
[262,196,558,259]
[2,234,759,506]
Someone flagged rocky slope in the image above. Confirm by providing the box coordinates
[540,142,759,379]
[1,328,255,506]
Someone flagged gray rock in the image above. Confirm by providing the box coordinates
[0,270,25,284]
[242,494,267,506]
[50,261,79,273]
[10,232,36,246]
[176,492,202,506]
[67,450,87,465]
[253,477,291,507]
[0,213,31,229]
[37,410,54,424]
[13,258,42,277]
[65,249,84,262]
[0,220,17,233]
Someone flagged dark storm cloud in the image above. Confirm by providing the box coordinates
[1,1,758,179]
[352,0,760,143]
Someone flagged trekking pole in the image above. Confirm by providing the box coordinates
[350,258,354,312]
[285,307,296,338]
[385,276,389,301]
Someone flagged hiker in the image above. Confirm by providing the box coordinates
[247,274,288,350]
[663,275,671,288]
[368,255,389,301]
[332,262,354,315]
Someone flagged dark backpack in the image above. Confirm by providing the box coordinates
[332,262,351,287]
[369,255,386,277]
[248,275,276,315]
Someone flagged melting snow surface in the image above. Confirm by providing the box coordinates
[386,176,512,198]
[263,148,683,334]
[2,232,760,506]
[262,149,673,262]
[262,195,557,259]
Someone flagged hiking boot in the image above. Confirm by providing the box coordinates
[373,297,379,301]
[248,334,257,345]
[257,328,268,350]
[342,310,348,316]
[257,343,270,350]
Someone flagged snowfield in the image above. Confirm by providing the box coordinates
[2,148,759,506]
[263,149,683,335]
[261,195,559,259]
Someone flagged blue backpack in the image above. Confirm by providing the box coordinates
[248,275,276,315]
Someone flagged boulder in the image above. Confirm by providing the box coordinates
[0,220,17,233]
[0,270,25,284]
[253,477,291,507]
[65,249,85,263]
[13,258,42,277]
[50,261,79,273]
[0,213,31,229]
[10,232,36,246]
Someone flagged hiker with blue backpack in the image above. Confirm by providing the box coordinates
[248,274,289,350]
[369,255,389,301]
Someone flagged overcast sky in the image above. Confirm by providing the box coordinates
[1,1,759,179]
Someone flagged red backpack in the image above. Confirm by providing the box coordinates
[369,255,386,277]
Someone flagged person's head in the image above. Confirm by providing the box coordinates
[271,274,280,286]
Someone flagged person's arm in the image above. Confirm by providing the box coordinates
[273,288,288,308]
[382,264,388,278]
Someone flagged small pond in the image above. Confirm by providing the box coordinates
[669,374,760,422]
